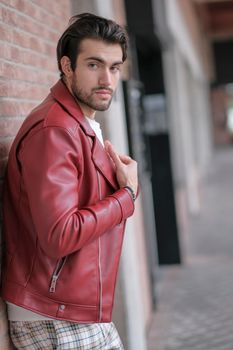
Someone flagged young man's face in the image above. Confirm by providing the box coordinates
[64,38,123,117]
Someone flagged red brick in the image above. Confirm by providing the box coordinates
[0,15,58,46]
[12,29,30,49]
[20,48,57,72]
[0,139,14,159]
[7,46,57,72]
[2,5,62,41]
[0,42,11,60]
[2,0,68,35]
[0,1,71,344]
[12,0,30,14]
[0,0,15,8]
[1,7,16,27]
[29,36,55,56]
[0,23,13,42]
[31,0,70,21]
[0,80,49,100]
[0,100,37,118]
[0,6,3,21]
[16,28,59,49]
[0,43,57,71]
[0,118,23,138]
[0,61,57,86]
[9,45,21,63]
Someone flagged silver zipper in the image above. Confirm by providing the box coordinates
[49,257,67,293]
[97,170,103,322]
[87,136,103,321]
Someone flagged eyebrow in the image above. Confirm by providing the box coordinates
[85,56,123,66]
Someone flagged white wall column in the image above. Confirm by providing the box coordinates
[99,85,148,350]
[162,0,213,215]
[163,46,201,216]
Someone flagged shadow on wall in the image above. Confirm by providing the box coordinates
[0,155,13,349]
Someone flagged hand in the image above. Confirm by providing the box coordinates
[105,140,138,194]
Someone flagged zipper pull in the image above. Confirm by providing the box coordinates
[49,275,58,293]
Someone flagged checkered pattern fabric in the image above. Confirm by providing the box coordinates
[9,320,124,349]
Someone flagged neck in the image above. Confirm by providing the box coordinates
[77,101,96,119]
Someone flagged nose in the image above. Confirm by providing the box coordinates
[98,68,111,87]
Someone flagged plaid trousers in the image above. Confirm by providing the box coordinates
[9,320,124,349]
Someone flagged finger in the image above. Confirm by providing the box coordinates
[105,141,135,166]
[104,140,111,151]
[105,141,122,166]
[118,154,133,164]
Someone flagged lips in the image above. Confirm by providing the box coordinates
[95,89,112,95]
[94,90,112,101]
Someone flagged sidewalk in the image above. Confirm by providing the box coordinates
[147,146,233,350]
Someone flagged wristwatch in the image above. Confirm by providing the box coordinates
[124,186,136,201]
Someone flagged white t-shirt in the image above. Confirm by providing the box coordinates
[85,116,104,146]
[7,303,53,321]
[7,116,105,321]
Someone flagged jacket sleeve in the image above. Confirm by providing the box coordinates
[19,127,135,259]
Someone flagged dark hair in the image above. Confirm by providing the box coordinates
[57,13,129,76]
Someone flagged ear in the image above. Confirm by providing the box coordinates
[60,56,73,77]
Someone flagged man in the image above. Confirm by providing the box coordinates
[1,13,138,349]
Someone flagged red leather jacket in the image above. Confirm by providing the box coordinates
[1,80,135,323]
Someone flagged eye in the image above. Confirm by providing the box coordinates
[111,66,121,73]
[88,63,98,70]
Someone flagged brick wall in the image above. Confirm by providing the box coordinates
[0,0,71,348]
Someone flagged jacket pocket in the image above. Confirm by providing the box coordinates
[49,256,67,293]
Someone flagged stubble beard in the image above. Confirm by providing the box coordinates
[71,82,113,112]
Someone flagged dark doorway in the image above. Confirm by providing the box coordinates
[124,0,181,266]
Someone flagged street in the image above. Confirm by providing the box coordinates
[148,146,233,350]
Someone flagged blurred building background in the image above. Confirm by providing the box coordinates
[0,0,233,349]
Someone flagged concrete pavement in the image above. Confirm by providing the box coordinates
[147,146,233,350]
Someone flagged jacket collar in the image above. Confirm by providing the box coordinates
[50,79,95,138]
[50,80,118,190]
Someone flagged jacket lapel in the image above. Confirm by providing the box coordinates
[91,137,119,190]
[51,80,119,190]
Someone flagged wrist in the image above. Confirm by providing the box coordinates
[124,186,136,201]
